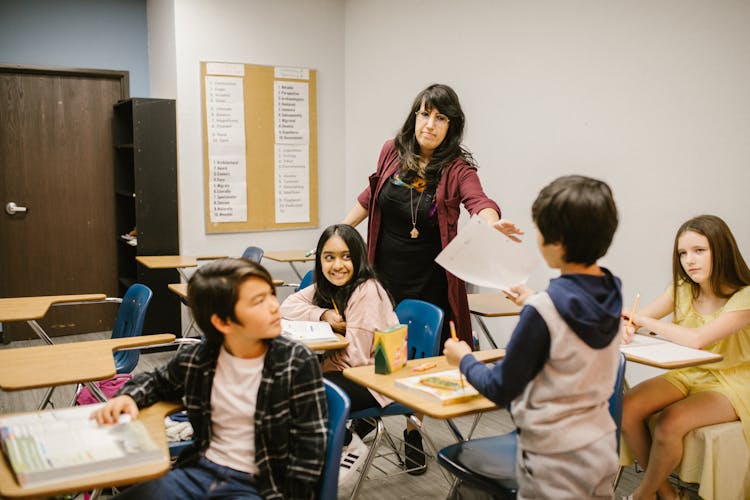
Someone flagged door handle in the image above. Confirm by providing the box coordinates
[5,202,28,215]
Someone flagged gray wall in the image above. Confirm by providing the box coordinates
[0,0,150,96]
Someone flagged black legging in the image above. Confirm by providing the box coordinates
[323,371,379,412]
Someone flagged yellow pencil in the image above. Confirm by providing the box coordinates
[449,320,465,390]
[331,298,339,317]
[626,292,640,330]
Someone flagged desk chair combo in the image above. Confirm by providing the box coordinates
[438,352,627,499]
[345,298,445,500]
[40,284,153,409]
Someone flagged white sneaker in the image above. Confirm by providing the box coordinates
[338,433,370,487]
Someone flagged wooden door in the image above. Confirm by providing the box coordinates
[0,65,128,341]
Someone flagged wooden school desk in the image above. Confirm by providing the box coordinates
[343,349,505,425]
[263,250,315,280]
[0,294,108,345]
[0,334,176,392]
[468,292,522,349]
[0,400,182,499]
[136,255,227,280]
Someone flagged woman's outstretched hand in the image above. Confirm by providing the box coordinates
[493,219,524,242]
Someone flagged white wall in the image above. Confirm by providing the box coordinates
[344,0,750,383]
[148,1,750,384]
[149,0,346,284]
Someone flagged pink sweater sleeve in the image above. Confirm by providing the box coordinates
[279,286,328,322]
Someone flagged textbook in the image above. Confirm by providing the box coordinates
[0,403,162,488]
[394,369,481,405]
[281,319,338,344]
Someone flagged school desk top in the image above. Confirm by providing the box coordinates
[0,294,108,322]
[343,349,505,420]
[136,255,226,269]
[467,293,522,317]
[0,334,176,391]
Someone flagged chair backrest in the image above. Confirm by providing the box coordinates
[112,284,153,374]
[395,299,444,360]
[608,352,627,453]
[297,269,315,291]
[241,245,264,263]
[320,379,351,500]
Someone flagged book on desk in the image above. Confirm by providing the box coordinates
[0,403,162,488]
[620,333,723,368]
[394,368,481,405]
[281,319,338,344]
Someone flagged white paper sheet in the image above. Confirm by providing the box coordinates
[435,217,539,293]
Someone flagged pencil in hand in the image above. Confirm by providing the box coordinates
[626,292,640,331]
[449,320,466,390]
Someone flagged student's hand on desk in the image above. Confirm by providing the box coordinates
[505,285,534,306]
[91,395,139,425]
[492,219,524,243]
[321,310,346,334]
[443,338,472,366]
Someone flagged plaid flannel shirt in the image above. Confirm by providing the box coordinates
[120,336,328,499]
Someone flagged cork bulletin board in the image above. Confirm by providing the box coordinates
[201,61,318,233]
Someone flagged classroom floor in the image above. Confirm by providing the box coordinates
[0,331,699,499]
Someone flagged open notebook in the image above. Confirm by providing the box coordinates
[0,403,162,488]
[394,368,481,405]
[281,319,338,344]
[620,333,723,369]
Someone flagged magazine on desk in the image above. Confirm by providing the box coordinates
[0,403,162,488]
[281,319,338,344]
[394,369,481,406]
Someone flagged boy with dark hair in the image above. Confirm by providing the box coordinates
[93,258,328,500]
[445,175,622,499]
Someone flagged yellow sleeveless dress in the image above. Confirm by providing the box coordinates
[661,283,750,447]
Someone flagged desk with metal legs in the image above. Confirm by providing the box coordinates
[0,294,109,345]
[263,250,315,281]
[467,293,521,349]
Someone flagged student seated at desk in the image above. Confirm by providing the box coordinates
[621,215,750,500]
[92,258,328,500]
[445,175,622,500]
[280,224,404,481]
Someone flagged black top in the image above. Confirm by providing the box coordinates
[375,175,448,312]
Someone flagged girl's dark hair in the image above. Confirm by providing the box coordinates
[187,258,276,346]
[394,83,474,189]
[312,224,392,315]
[672,215,750,306]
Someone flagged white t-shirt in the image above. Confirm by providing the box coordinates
[204,345,265,474]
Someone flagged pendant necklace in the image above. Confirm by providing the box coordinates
[409,185,425,239]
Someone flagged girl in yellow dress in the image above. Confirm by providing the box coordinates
[621,214,750,500]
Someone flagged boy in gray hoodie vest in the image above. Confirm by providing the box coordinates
[445,175,622,499]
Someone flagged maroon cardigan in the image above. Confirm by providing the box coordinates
[357,139,501,346]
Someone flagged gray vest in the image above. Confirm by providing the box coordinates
[510,292,621,454]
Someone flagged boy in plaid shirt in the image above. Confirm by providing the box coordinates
[93,259,328,499]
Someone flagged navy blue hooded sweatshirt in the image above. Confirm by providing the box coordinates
[461,268,622,408]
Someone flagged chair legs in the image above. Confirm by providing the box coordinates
[349,418,386,500]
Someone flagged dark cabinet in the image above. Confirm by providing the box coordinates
[113,98,179,335]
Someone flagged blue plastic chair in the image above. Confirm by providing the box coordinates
[111,284,154,374]
[345,299,444,499]
[296,269,315,292]
[61,284,153,406]
[320,379,351,500]
[241,246,264,263]
[437,352,627,498]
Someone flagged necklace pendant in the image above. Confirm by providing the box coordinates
[410,227,420,239]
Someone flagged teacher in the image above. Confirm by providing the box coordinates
[343,83,521,346]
